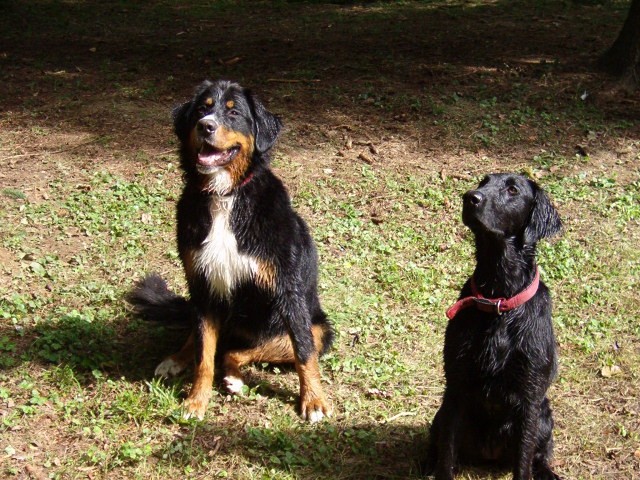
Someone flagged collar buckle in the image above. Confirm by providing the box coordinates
[474,297,503,315]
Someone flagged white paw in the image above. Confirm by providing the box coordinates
[154,358,185,378]
[181,409,204,421]
[181,400,206,420]
[223,375,245,394]
[307,408,326,423]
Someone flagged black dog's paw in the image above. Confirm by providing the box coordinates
[533,466,562,480]
[417,454,436,477]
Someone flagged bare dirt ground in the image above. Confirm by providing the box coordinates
[1,1,637,179]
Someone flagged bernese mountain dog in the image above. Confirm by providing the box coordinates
[127,80,334,422]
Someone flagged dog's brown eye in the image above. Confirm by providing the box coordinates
[507,185,519,195]
[228,109,240,117]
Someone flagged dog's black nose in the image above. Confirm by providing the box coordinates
[197,118,218,135]
[464,190,484,207]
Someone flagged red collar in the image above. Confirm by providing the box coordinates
[238,171,254,188]
[445,267,540,320]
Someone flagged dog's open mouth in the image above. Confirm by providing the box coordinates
[197,143,240,167]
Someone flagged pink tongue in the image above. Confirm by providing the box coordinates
[198,149,229,166]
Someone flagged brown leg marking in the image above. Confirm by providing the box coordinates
[222,334,295,394]
[183,317,218,420]
[154,331,194,378]
[221,324,328,399]
[296,352,331,422]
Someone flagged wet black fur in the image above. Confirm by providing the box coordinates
[421,174,563,480]
[128,80,333,369]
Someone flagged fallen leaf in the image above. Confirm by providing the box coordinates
[25,465,47,480]
[218,56,242,65]
[600,365,622,378]
[358,152,373,164]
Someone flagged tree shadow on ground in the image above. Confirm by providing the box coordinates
[0,309,187,384]
[0,309,307,410]
[163,417,517,479]
[0,0,634,153]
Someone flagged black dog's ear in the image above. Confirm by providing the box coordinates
[172,101,192,142]
[247,91,282,153]
[524,182,563,244]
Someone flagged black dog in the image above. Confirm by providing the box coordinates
[422,173,563,479]
[127,80,333,422]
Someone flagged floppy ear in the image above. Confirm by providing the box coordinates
[172,101,192,142]
[524,182,563,244]
[247,91,282,153]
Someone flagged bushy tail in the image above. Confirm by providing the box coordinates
[126,273,192,327]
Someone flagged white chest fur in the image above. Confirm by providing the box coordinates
[192,195,257,298]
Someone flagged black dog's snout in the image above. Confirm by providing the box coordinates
[464,190,485,207]
[197,118,218,135]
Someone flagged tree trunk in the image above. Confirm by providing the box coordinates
[598,0,640,89]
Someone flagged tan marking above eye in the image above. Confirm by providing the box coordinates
[205,97,213,106]
[226,100,235,109]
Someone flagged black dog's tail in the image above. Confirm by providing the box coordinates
[126,274,192,328]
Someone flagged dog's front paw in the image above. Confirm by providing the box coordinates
[418,453,436,476]
[533,468,562,480]
[155,356,187,378]
[300,395,332,423]
[181,394,210,420]
[223,375,245,394]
